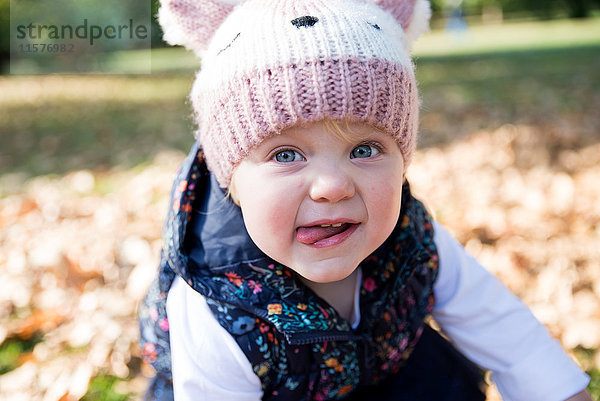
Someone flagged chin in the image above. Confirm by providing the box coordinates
[295,259,358,284]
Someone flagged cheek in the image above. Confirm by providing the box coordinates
[368,177,403,228]
[237,182,297,257]
[373,178,402,209]
[366,155,404,214]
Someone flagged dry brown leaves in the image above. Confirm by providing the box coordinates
[0,151,183,400]
[1,124,599,400]
[409,123,600,398]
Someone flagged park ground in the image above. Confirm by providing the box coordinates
[0,17,599,400]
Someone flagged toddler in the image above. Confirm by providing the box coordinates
[139,0,592,400]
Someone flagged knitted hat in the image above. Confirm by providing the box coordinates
[159,0,431,187]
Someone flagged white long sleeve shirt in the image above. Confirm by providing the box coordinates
[166,222,590,401]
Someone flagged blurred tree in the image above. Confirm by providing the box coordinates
[566,0,594,17]
[0,0,8,68]
[0,0,165,73]
[431,0,599,19]
[1,0,599,73]
[151,0,166,48]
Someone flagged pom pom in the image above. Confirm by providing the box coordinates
[158,2,195,49]
[404,0,431,47]
[158,0,238,56]
[370,0,431,49]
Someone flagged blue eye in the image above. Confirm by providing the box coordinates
[274,149,304,163]
[351,144,379,159]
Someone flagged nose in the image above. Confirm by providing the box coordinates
[308,165,355,203]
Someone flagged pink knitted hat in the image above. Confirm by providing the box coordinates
[159,0,431,187]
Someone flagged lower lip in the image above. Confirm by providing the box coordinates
[304,223,360,249]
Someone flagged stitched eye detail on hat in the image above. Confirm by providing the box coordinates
[368,22,381,30]
[291,15,319,28]
[217,32,240,55]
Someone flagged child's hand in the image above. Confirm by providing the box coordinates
[565,390,594,401]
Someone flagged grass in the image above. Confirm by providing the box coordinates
[0,335,43,375]
[588,369,600,399]
[81,373,131,401]
[0,74,196,185]
[2,18,598,184]
[412,17,600,57]
[4,44,596,181]
[414,44,600,148]
[574,348,600,399]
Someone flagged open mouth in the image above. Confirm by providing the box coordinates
[296,223,359,248]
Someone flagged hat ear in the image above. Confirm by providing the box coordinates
[158,0,242,56]
[371,0,431,47]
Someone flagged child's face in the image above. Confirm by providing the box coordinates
[231,120,404,284]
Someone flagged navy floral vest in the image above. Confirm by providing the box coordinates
[139,142,439,400]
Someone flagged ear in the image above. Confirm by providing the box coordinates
[371,0,431,47]
[158,0,242,56]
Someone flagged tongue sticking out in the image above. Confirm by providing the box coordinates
[296,224,351,245]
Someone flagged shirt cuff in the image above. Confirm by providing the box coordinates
[493,338,590,401]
